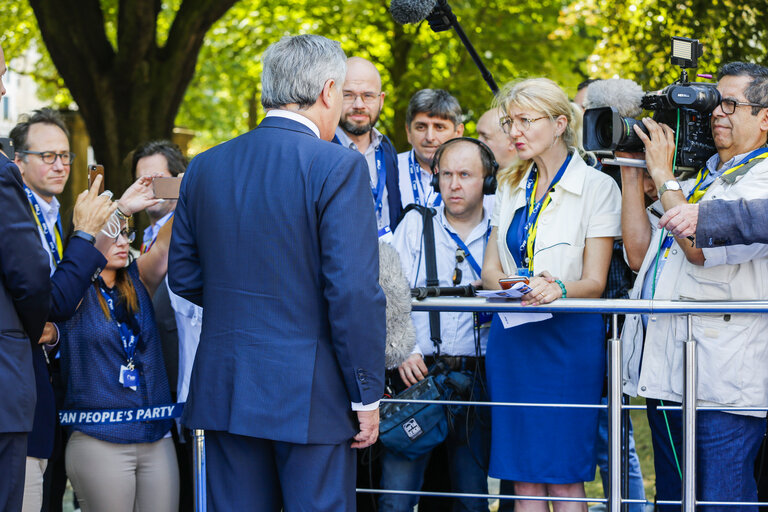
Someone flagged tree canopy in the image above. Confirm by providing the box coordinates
[2,0,766,169]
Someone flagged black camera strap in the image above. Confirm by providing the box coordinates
[403,204,442,356]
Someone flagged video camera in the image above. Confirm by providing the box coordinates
[583,37,720,171]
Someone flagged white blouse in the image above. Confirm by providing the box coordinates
[491,151,621,282]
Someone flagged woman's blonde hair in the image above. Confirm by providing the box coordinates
[492,78,587,190]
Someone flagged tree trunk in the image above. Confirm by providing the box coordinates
[28,0,237,194]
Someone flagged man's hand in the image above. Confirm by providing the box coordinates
[38,322,58,345]
[398,353,428,387]
[72,175,117,236]
[659,203,699,238]
[116,176,161,216]
[633,118,676,183]
[352,408,379,449]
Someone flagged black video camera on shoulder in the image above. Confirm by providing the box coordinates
[583,37,719,171]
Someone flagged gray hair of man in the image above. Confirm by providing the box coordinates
[261,35,347,110]
[405,89,463,127]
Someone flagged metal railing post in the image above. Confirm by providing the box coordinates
[682,314,697,512]
[608,313,622,512]
[193,429,207,512]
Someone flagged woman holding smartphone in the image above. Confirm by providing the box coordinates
[58,178,179,512]
[481,78,621,511]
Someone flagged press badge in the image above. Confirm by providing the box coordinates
[119,365,139,391]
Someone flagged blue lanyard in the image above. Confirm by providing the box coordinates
[408,150,441,207]
[517,154,571,273]
[98,285,139,366]
[333,135,387,216]
[444,220,491,278]
[23,184,63,266]
[372,145,386,216]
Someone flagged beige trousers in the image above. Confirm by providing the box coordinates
[21,457,47,512]
[65,431,179,512]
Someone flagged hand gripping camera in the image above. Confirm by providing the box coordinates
[583,37,721,171]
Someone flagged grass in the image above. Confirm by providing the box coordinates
[584,397,656,502]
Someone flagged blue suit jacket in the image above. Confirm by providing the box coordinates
[169,115,386,445]
[28,237,106,459]
[0,154,51,434]
[697,198,768,247]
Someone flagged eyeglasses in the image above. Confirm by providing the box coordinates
[719,98,767,115]
[342,92,380,105]
[115,228,136,244]
[18,150,76,165]
[452,248,466,285]
[499,116,548,134]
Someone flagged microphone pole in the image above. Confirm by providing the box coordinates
[425,0,499,94]
[411,284,476,299]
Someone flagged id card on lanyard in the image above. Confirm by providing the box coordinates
[409,150,441,207]
[516,154,571,276]
[24,184,63,266]
[98,285,140,390]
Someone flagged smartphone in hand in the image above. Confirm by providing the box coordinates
[152,176,182,199]
[499,276,530,290]
[88,164,105,194]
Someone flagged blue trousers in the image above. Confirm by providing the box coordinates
[379,375,491,512]
[0,432,27,512]
[646,398,765,512]
[595,396,646,512]
[204,430,356,512]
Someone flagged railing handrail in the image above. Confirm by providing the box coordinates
[410,297,768,314]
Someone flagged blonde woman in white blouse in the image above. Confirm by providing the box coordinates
[481,78,621,512]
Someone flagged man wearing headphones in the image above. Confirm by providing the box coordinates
[380,138,497,512]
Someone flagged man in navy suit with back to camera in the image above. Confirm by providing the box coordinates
[169,34,386,511]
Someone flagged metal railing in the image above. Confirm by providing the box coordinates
[192,298,768,512]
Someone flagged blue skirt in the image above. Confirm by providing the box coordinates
[486,312,605,483]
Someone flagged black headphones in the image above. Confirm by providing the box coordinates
[429,137,499,195]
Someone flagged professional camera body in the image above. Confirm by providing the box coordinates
[583,37,721,171]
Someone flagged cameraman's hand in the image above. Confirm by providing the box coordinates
[633,118,676,182]
[73,176,117,236]
[398,353,428,387]
[116,176,160,216]
[352,409,379,449]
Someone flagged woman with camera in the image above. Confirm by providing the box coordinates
[57,178,179,512]
[481,78,621,511]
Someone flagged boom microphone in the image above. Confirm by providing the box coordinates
[389,0,437,25]
[584,79,645,118]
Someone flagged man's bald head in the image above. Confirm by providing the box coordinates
[476,108,516,169]
[339,57,385,136]
[346,57,382,90]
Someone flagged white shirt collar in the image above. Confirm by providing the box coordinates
[29,187,60,224]
[265,109,320,138]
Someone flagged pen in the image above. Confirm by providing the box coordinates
[647,206,696,243]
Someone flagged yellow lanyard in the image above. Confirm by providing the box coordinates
[687,152,768,204]
[29,203,64,264]
[525,174,555,274]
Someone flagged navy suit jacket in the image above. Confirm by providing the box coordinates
[697,198,768,247]
[169,115,386,445]
[0,154,51,434]
[28,237,105,458]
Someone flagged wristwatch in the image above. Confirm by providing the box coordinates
[72,230,96,245]
[658,179,682,198]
